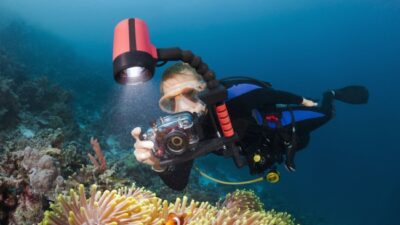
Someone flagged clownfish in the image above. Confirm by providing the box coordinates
[164,213,186,225]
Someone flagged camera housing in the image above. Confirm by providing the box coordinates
[143,112,200,159]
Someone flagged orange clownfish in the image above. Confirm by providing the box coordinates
[164,213,186,225]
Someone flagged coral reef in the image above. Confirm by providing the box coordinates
[41,184,296,225]
[0,74,79,145]
[0,43,77,135]
[0,19,110,110]
[0,134,130,224]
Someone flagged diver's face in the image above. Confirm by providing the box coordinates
[159,74,207,115]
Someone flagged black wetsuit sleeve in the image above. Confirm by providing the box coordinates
[226,87,304,119]
[156,159,193,191]
[259,89,304,105]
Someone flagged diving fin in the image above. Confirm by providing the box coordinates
[333,85,369,104]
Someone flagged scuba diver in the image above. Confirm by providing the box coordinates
[131,62,369,191]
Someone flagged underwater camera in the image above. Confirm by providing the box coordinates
[142,110,243,167]
[143,112,201,159]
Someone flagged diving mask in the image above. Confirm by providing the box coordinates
[159,80,206,114]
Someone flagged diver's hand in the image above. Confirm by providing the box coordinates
[131,127,165,171]
[301,98,318,107]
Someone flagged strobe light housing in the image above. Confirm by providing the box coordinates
[112,18,158,85]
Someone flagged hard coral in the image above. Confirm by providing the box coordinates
[41,185,297,225]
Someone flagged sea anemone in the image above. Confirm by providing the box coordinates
[40,184,163,225]
[41,184,297,225]
[218,189,264,212]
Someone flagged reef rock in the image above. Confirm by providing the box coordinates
[0,146,62,224]
[19,146,60,196]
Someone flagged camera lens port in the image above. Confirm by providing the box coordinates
[165,130,188,155]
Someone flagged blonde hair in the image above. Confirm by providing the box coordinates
[160,62,205,95]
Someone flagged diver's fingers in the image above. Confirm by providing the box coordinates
[131,127,142,141]
[134,148,152,162]
[308,101,318,107]
[142,159,156,166]
[134,140,154,150]
[140,157,152,165]
[142,154,160,166]
[302,98,318,107]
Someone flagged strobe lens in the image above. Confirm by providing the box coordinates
[113,18,158,85]
[119,67,152,85]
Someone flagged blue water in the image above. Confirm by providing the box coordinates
[1,0,399,224]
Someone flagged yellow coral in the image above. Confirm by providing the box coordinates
[41,184,297,225]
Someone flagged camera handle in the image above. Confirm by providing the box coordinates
[207,105,247,168]
[229,143,247,168]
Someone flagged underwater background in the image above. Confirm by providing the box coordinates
[0,0,399,224]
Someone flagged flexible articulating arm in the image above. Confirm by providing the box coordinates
[157,48,218,89]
